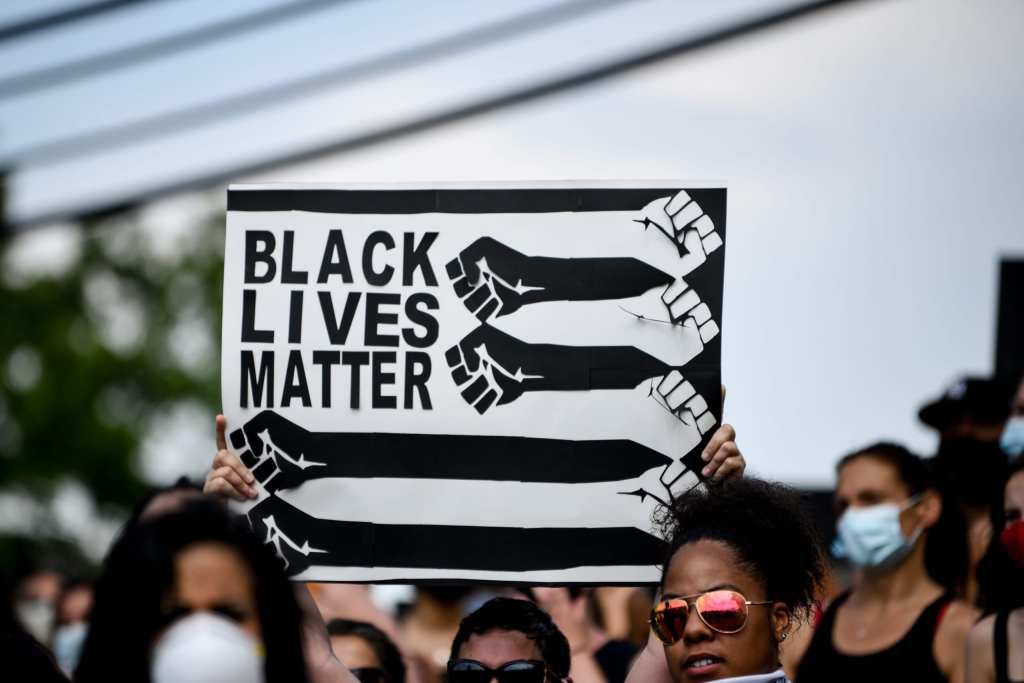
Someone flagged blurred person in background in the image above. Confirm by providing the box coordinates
[998,375,1024,459]
[931,438,1009,604]
[1,571,67,681]
[919,377,1015,448]
[528,587,634,683]
[327,618,407,683]
[398,585,474,683]
[447,597,571,683]
[795,443,977,683]
[626,477,826,683]
[965,459,1024,683]
[51,578,92,676]
[74,497,312,683]
[13,567,63,646]
[130,476,204,523]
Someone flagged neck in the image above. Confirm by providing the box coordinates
[853,540,939,603]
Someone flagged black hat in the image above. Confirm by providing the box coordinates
[918,376,1015,429]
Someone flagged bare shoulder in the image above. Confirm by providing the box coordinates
[967,613,995,650]
[933,600,980,678]
[938,600,981,643]
[965,614,996,683]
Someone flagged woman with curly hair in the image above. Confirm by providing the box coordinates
[628,477,827,683]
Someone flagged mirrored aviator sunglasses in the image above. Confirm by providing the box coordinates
[649,590,773,643]
[447,659,549,683]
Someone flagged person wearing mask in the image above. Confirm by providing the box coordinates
[74,497,312,683]
[999,375,1024,459]
[796,443,977,683]
[447,597,572,683]
[625,477,827,683]
[51,578,92,676]
[965,459,1024,683]
[327,618,407,683]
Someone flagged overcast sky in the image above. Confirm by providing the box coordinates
[2,0,1023,488]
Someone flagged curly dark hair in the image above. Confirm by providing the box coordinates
[74,497,309,683]
[449,597,570,679]
[326,618,406,683]
[657,478,826,617]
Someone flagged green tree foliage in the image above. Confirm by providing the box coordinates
[0,203,224,516]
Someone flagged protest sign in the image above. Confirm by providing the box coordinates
[222,183,726,583]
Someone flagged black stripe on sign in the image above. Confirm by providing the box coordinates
[233,410,674,491]
[247,494,667,577]
[227,188,720,214]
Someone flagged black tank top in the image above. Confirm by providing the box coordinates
[995,610,1023,683]
[795,591,951,682]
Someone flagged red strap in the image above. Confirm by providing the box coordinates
[933,601,952,636]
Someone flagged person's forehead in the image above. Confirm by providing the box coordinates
[457,629,542,668]
[837,456,904,496]
[174,542,253,602]
[663,539,762,598]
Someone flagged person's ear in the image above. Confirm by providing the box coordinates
[917,489,942,529]
[770,603,791,644]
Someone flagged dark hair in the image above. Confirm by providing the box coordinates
[449,598,570,679]
[127,476,203,525]
[836,442,933,495]
[326,618,406,683]
[75,497,309,683]
[836,442,969,595]
[977,459,1024,612]
[657,478,826,618]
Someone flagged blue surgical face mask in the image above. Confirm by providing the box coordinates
[1001,416,1024,458]
[52,621,88,675]
[833,495,924,568]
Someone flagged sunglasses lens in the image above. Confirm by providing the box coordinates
[496,661,546,683]
[696,590,747,633]
[448,661,492,683]
[650,600,688,644]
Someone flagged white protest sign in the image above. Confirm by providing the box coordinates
[222,182,726,583]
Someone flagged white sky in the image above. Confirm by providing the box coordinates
[2,0,1023,488]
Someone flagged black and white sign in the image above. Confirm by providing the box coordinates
[222,183,726,583]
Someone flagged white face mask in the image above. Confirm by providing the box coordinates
[833,495,924,568]
[151,612,264,683]
[15,598,55,645]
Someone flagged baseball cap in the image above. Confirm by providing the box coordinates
[918,376,1015,429]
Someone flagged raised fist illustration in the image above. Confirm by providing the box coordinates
[447,237,674,323]
[228,410,326,494]
[636,191,723,274]
[445,325,544,414]
[653,369,718,436]
[660,278,720,344]
[447,325,677,414]
[247,495,329,576]
[446,238,546,322]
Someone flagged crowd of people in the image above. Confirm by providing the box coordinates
[2,373,1022,683]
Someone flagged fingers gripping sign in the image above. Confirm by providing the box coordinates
[204,414,258,501]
